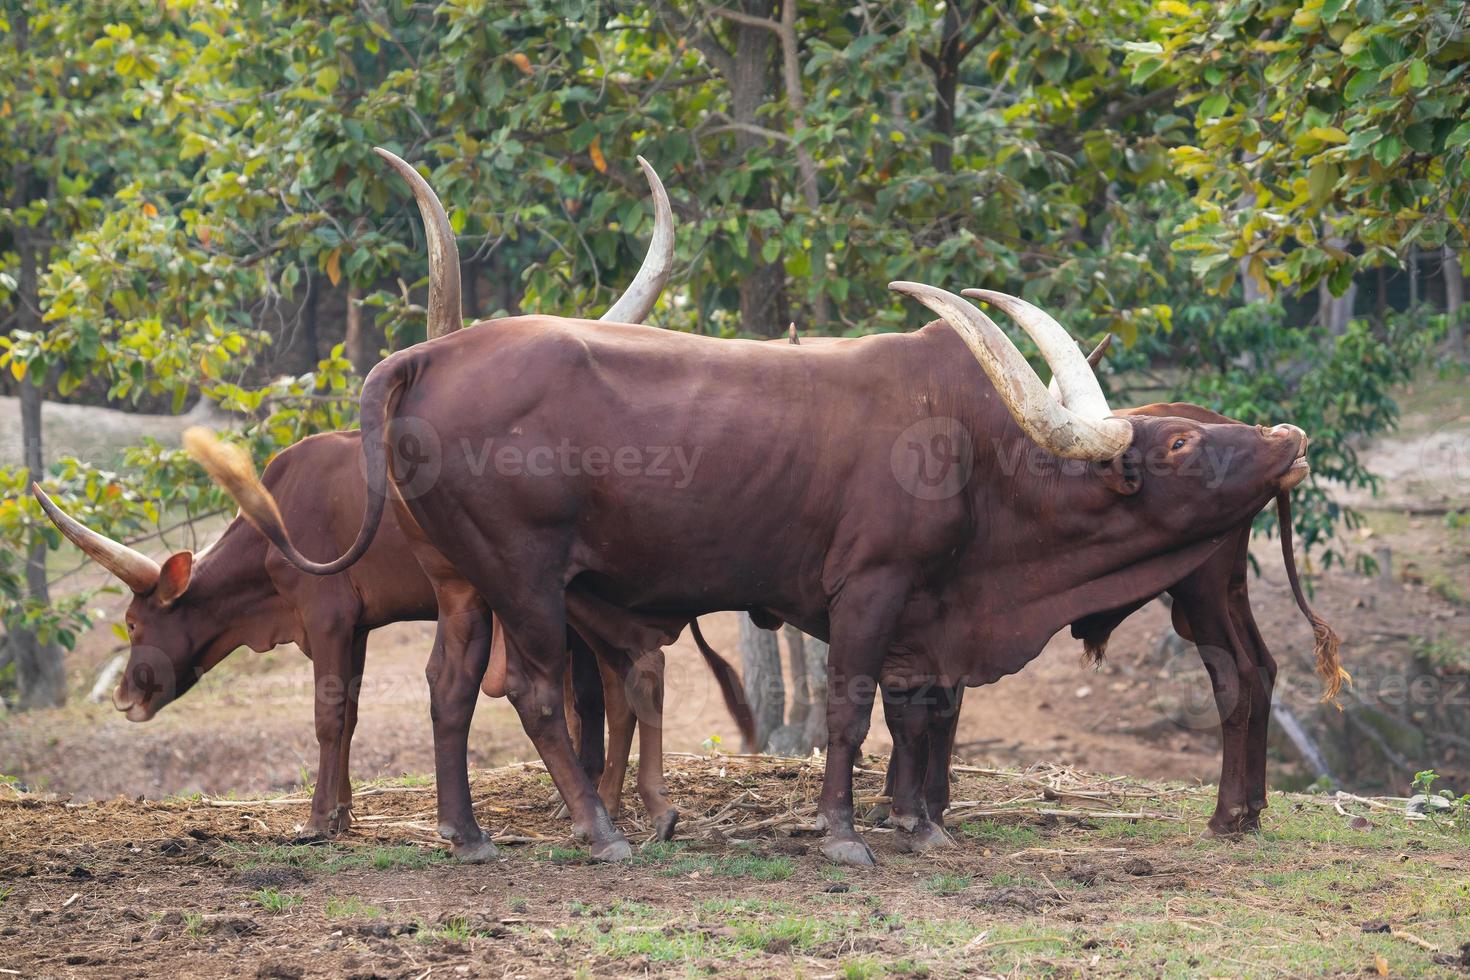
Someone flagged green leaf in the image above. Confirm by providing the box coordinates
[1131,58,1164,85]
[1446,121,1470,148]
[1407,59,1428,89]
[1197,92,1229,120]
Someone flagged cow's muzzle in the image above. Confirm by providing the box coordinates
[112,683,157,722]
[1269,424,1310,489]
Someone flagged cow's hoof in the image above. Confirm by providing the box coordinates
[889,811,921,833]
[553,803,571,821]
[899,821,953,854]
[590,837,633,863]
[652,810,679,842]
[821,835,877,867]
[293,829,330,845]
[453,838,500,864]
[865,802,892,826]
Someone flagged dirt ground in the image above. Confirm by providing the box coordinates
[2,756,1468,979]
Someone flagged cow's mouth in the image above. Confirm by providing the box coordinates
[1279,453,1310,490]
[113,686,159,722]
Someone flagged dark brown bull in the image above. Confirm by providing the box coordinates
[192,233,1314,865]
[33,154,754,854]
[877,402,1345,849]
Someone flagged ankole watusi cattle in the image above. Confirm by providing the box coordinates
[189,231,1321,866]
[875,404,1344,851]
[33,152,754,852]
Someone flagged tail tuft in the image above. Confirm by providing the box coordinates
[184,427,284,535]
[1311,614,1350,707]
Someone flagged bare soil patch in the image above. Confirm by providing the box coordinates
[2,756,1467,978]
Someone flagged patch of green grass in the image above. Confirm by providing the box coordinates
[508,897,528,913]
[840,959,883,980]
[534,846,588,863]
[253,888,302,914]
[923,873,971,896]
[0,885,11,905]
[324,896,383,919]
[660,851,796,881]
[182,911,207,938]
[225,841,449,873]
[957,819,1040,848]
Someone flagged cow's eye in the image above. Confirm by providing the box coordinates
[1171,438,1187,451]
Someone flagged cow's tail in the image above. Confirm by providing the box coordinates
[1276,491,1349,704]
[184,354,408,576]
[690,619,758,752]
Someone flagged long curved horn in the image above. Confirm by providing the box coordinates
[890,282,1134,461]
[1047,333,1113,406]
[962,289,1113,421]
[599,156,673,324]
[373,147,462,340]
[31,484,160,594]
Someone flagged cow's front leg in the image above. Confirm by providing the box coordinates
[327,631,369,835]
[818,569,910,867]
[426,589,498,863]
[879,684,932,833]
[304,623,355,837]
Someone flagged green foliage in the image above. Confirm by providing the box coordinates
[2,0,1461,684]
[1135,0,1470,296]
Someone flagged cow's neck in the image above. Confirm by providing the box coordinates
[190,518,299,652]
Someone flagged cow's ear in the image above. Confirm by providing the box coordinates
[156,552,194,605]
[1097,449,1141,496]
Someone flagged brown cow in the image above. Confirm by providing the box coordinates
[877,411,1344,849]
[33,155,753,854]
[192,249,1315,865]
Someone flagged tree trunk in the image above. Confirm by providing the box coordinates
[928,2,967,175]
[1444,245,1465,361]
[802,635,829,751]
[1318,239,1356,336]
[343,283,364,371]
[301,273,320,370]
[783,624,809,731]
[1408,244,1420,310]
[738,613,784,749]
[11,229,64,709]
[729,3,787,336]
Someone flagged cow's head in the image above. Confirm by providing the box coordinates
[891,283,1310,541]
[31,485,219,721]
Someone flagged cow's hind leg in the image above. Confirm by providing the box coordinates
[570,633,606,784]
[1233,598,1278,831]
[818,569,911,867]
[593,647,637,820]
[426,587,499,862]
[501,594,631,863]
[1171,584,1261,837]
[628,648,677,841]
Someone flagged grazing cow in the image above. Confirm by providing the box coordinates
[33,154,753,853]
[192,224,1314,864]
